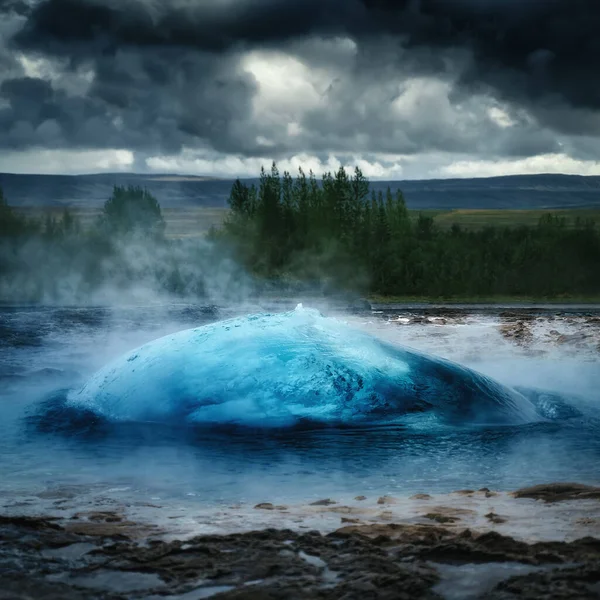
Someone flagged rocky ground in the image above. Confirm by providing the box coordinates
[358,306,600,367]
[375,307,600,348]
[496,312,600,352]
[2,483,600,599]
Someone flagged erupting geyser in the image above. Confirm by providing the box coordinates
[62,305,545,429]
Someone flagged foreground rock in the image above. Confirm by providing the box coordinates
[2,483,600,600]
[513,483,600,503]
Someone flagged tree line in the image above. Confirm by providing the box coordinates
[1,166,599,303]
[218,163,600,298]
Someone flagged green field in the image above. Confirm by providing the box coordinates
[15,206,600,239]
[423,208,600,230]
[16,206,230,239]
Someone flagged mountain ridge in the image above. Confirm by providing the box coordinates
[1,172,599,210]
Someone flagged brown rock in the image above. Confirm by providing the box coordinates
[485,512,507,524]
[254,503,288,510]
[309,499,337,506]
[378,510,394,520]
[499,321,532,344]
[556,332,590,345]
[64,520,156,540]
[328,506,362,515]
[377,496,399,505]
[513,483,600,502]
[424,513,460,524]
[410,494,432,500]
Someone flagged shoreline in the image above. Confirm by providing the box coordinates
[3,297,600,310]
[2,482,599,599]
[368,295,600,305]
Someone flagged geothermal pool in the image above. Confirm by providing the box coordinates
[1,303,599,516]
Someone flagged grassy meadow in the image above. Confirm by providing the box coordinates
[15,206,230,239]
[429,208,600,230]
[16,206,600,239]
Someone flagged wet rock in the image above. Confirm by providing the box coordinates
[333,524,600,566]
[486,512,508,525]
[3,513,600,600]
[0,576,116,600]
[355,496,367,501]
[72,511,123,523]
[411,494,432,500]
[499,321,532,344]
[500,312,536,322]
[64,518,158,540]
[377,496,399,505]
[411,316,431,325]
[513,483,600,503]
[254,503,288,511]
[375,511,393,520]
[0,515,61,531]
[309,499,337,507]
[424,513,460,524]
[333,523,454,545]
[488,563,600,599]
[328,506,363,515]
[556,332,591,345]
[422,506,475,524]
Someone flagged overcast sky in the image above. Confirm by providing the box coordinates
[1,0,599,179]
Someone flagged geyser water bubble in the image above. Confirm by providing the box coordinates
[66,305,543,429]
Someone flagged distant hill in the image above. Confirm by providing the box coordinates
[1,172,600,210]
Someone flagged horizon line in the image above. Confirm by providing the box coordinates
[1,171,599,183]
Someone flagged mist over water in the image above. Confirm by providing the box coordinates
[1,303,599,511]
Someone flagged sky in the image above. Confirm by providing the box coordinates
[0,0,600,179]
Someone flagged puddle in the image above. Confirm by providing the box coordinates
[432,562,546,599]
[298,550,327,569]
[65,570,165,593]
[144,586,236,600]
[298,550,339,587]
[41,543,97,562]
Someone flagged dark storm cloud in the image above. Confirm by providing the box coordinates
[0,52,260,154]
[0,1,262,154]
[1,0,599,158]
[13,0,363,54]
[14,0,600,111]
[0,0,29,16]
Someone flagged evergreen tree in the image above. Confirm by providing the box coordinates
[102,185,165,237]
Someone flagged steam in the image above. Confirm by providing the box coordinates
[0,230,258,307]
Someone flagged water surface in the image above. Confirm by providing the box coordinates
[1,304,599,510]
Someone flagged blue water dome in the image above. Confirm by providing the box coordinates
[67,304,542,429]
